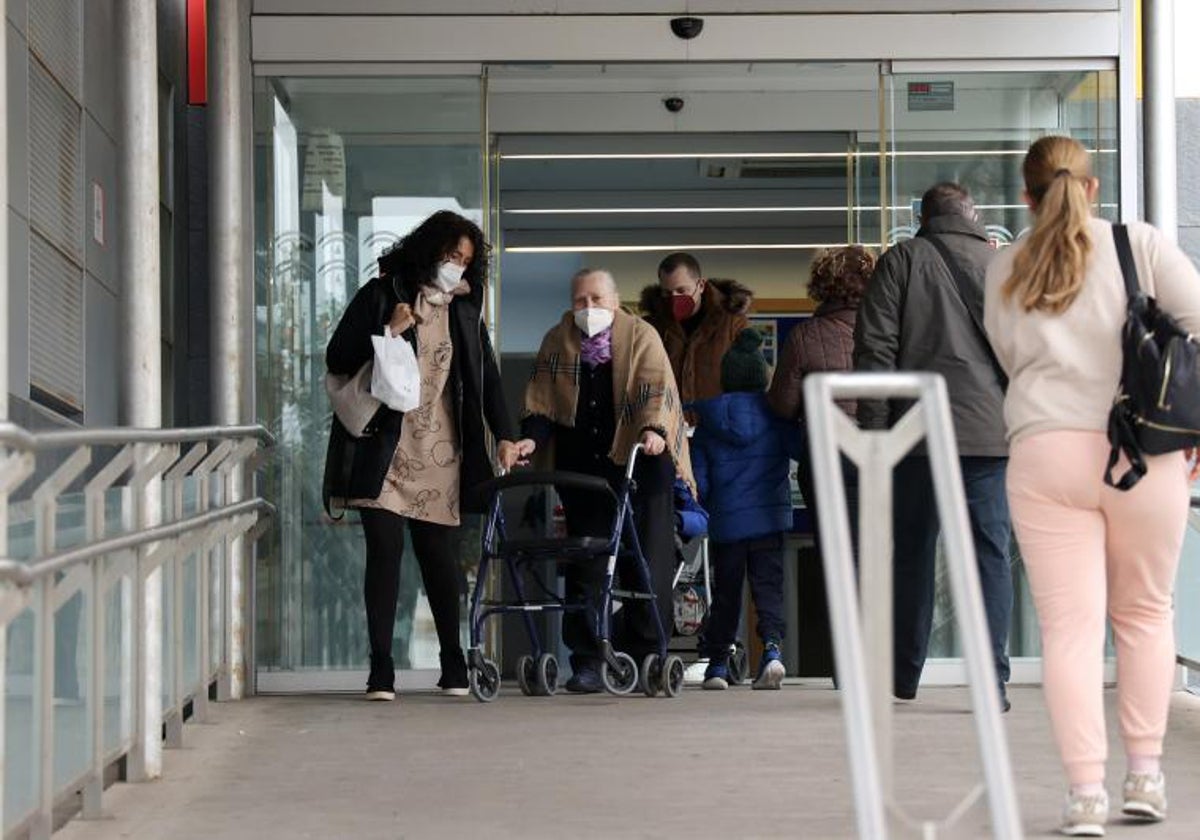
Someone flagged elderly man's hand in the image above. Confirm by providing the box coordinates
[498,439,536,471]
[639,430,667,457]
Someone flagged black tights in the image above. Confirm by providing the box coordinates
[359,508,464,663]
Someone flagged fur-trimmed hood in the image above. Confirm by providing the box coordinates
[639,277,754,321]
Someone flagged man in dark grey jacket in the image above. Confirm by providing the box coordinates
[853,182,1013,711]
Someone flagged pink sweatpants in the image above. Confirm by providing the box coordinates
[1008,431,1188,786]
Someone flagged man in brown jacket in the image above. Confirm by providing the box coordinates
[640,253,754,408]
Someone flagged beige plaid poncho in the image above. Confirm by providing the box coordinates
[524,307,695,492]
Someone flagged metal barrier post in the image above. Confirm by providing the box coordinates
[803,372,1022,839]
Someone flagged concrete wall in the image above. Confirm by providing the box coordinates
[1179,98,1200,266]
[4,0,191,429]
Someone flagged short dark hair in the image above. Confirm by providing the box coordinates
[377,210,490,295]
[920,182,975,222]
[657,252,702,281]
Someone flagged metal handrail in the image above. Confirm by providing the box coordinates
[0,420,275,451]
[0,498,276,586]
[0,421,274,838]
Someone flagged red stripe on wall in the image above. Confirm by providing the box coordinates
[187,0,207,106]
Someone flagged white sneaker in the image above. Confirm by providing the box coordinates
[365,689,396,701]
[1121,771,1166,822]
[440,687,469,697]
[1061,789,1108,837]
[752,658,785,691]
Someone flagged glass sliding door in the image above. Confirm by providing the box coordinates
[883,66,1119,671]
[254,76,485,690]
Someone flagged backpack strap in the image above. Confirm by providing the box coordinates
[1111,223,1141,304]
[1103,402,1148,491]
[920,233,1010,392]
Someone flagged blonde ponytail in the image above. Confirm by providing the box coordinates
[1003,136,1094,314]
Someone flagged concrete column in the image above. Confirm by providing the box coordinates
[1143,0,1178,240]
[117,0,163,781]
[208,0,250,698]
[0,0,8,423]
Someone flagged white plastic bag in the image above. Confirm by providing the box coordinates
[370,327,420,413]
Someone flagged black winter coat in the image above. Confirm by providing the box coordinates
[323,274,516,515]
[852,214,1007,456]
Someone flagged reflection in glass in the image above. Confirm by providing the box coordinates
[255,77,484,675]
[886,69,1119,660]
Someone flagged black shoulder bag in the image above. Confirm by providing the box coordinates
[922,234,1009,392]
[1104,223,1200,490]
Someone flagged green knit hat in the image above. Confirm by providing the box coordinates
[721,328,769,393]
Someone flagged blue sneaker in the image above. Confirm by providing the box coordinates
[703,661,730,690]
[752,642,785,690]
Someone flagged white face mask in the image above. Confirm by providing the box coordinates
[432,260,466,293]
[574,306,614,337]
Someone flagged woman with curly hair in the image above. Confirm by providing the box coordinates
[325,210,528,700]
[768,245,874,574]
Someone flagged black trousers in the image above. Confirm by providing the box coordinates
[359,508,464,665]
[559,467,675,665]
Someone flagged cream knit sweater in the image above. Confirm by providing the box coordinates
[984,217,1200,444]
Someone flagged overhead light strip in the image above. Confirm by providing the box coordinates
[500,149,1118,161]
[505,243,863,254]
[504,202,1121,215]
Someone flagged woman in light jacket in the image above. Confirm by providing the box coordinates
[984,135,1200,836]
[325,210,525,701]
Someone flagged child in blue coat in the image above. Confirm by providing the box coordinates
[690,328,802,689]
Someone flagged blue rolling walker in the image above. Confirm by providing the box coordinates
[466,445,685,702]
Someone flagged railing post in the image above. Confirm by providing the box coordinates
[804,372,1022,839]
[126,445,175,782]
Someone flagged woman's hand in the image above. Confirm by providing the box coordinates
[388,303,416,336]
[498,439,536,471]
[639,430,667,457]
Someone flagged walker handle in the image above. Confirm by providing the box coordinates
[624,442,644,481]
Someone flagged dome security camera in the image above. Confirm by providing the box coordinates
[664,97,685,113]
[669,17,704,40]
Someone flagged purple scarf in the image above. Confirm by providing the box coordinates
[580,327,614,367]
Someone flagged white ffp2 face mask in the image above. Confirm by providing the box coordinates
[433,260,466,293]
[574,307,614,337]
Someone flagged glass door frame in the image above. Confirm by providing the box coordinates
[251,53,1132,693]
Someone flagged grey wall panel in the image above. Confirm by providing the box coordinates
[83,0,117,139]
[1179,227,1200,276]
[84,112,118,294]
[252,13,1120,63]
[254,1,1118,13]
[7,21,30,220]
[28,0,81,98]
[7,209,31,398]
[1178,100,1200,228]
[28,230,84,408]
[83,272,119,425]
[6,0,28,37]
[28,57,83,261]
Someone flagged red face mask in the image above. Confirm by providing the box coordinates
[670,294,698,322]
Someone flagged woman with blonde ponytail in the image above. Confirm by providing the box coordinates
[985,136,1200,836]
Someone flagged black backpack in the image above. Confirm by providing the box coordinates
[1104,223,1200,490]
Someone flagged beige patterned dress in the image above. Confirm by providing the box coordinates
[351,288,461,525]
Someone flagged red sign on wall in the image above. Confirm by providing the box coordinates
[188,0,207,106]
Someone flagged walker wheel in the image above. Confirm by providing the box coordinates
[469,659,501,703]
[638,653,662,697]
[728,642,749,685]
[601,651,638,695]
[661,655,685,698]
[536,653,559,696]
[516,655,536,697]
